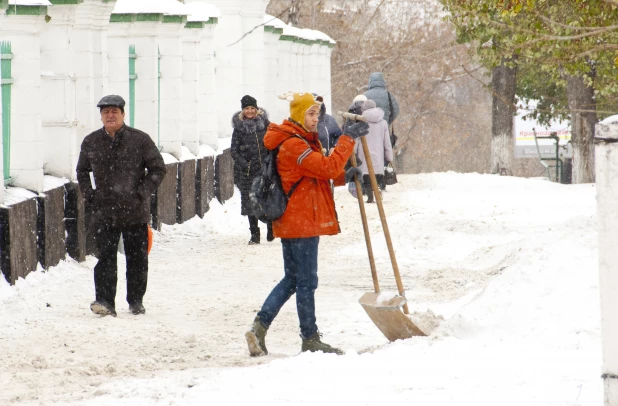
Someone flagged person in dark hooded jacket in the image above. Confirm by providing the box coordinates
[77,94,166,317]
[364,73,399,190]
[231,95,273,245]
[315,96,342,156]
[363,72,399,125]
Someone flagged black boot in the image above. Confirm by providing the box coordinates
[248,216,260,245]
[266,222,274,242]
[301,332,343,355]
[364,175,374,203]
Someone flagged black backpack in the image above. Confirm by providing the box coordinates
[249,135,306,223]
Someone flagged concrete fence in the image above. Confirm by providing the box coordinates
[0,150,231,285]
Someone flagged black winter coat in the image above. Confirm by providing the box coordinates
[76,124,166,227]
[230,109,270,215]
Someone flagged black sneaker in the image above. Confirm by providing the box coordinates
[90,300,117,317]
[129,301,146,315]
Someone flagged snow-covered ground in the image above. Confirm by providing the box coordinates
[0,172,601,405]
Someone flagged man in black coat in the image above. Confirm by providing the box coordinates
[77,95,166,317]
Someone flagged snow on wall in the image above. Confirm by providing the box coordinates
[185,2,221,22]
[43,175,69,192]
[113,0,188,15]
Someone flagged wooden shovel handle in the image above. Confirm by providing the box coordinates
[349,151,380,293]
[358,135,410,314]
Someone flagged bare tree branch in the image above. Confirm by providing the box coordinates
[535,13,616,32]
[572,44,618,59]
[342,56,379,66]
[227,6,292,47]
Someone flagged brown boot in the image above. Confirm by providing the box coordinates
[245,316,268,356]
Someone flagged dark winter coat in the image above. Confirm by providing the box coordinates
[230,109,270,215]
[317,103,343,153]
[364,72,400,125]
[76,124,166,228]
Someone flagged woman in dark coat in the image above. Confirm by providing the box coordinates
[231,95,273,245]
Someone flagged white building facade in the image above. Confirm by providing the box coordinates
[0,0,335,194]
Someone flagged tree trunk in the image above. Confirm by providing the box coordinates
[288,0,300,25]
[566,73,597,184]
[490,59,518,175]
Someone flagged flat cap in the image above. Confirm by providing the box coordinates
[97,95,126,108]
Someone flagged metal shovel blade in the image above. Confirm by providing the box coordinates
[359,292,426,341]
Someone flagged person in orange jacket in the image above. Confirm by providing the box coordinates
[245,92,369,356]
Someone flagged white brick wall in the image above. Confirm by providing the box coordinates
[0,0,334,200]
[158,21,184,159]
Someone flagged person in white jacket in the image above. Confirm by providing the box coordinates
[354,99,393,203]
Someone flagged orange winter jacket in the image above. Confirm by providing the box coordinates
[263,120,355,239]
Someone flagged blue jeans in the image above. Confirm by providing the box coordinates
[258,237,319,339]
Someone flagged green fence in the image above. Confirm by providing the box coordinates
[1,41,13,181]
[129,44,136,127]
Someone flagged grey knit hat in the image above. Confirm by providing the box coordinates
[361,100,376,112]
[348,100,364,112]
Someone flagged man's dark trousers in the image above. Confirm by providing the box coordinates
[94,223,148,308]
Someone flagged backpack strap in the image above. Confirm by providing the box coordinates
[387,91,395,132]
[277,134,310,199]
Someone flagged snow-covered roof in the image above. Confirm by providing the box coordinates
[113,0,189,16]
[280,24,335,45]
[300,28,319,42]
[282,24,302,38]
[601,114,618,125]
[597,115,618,140]
[8,0,51,5]
[185,2,221,22]
[309,29,336,45]
[264,14,287,30]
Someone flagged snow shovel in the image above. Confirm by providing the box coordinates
[343,113,426,341]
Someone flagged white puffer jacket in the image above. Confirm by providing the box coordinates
[354,107,393,175]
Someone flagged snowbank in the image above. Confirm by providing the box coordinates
[0,173,601,405]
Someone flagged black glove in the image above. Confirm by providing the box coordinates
[342,120,353,134]
[345,167,362,183]
[343,121,369,140]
